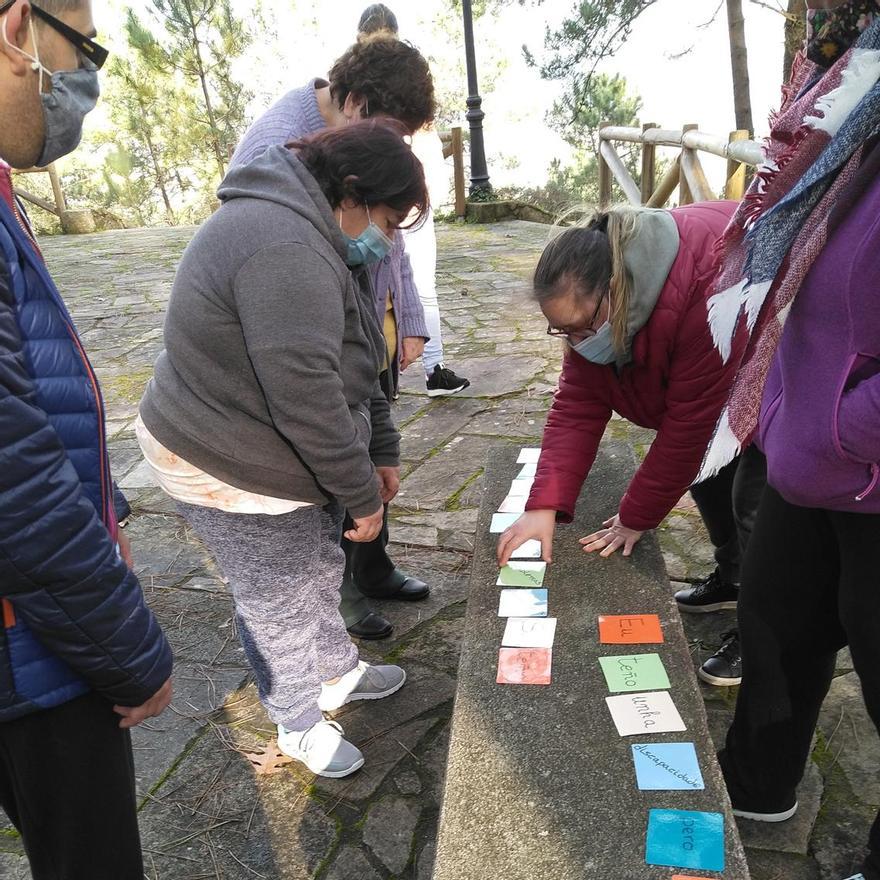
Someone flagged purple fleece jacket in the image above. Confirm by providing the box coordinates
[758,165,880,512]
[229,79,429,346]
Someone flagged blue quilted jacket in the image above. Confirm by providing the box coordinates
[0,167,172,721]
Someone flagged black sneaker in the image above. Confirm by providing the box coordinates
[426,364,470,397]
[698,629,742,687]
[674,569,738,613]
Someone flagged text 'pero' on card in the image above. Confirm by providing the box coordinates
[645,809,724,873]
[598,613,664,644]
[599,653,671,693]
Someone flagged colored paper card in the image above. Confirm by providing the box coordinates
[496,561,546,587]
[498,494,527,514]
[490,512,520,533]
[599,653,671,693]
[516,462,537,479]
[496,647,552,685]
[631,743,705,791]
[605,691,686,736]
[517,448,541,465]
[510,539,542,559]
[672,876,715,880]
[645,809,724,872]
[506,479,534,497]
[598,614,664,644]
[502,617,557,649]
[498,588,547,618]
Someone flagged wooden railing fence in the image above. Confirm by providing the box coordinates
[439,126,467,219]
[598,123,763,209]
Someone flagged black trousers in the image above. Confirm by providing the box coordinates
[689,444,767,585]
[724,485,880,875]
[339,368,398,625]
[0,690,142,879]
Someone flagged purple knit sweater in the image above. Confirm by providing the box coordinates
[758,163,880,512]
[229,80,429,346]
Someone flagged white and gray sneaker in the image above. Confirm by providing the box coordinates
[318,660,406,712]
[276,720,364,778]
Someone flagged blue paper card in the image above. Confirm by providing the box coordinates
[646,809,724,872]
[632,743,705,791]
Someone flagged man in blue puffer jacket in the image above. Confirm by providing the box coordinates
[0,0,173,876]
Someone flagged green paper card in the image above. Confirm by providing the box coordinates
[599,653,671,693]
[496,561,546,587]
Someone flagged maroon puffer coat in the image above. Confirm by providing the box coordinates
[527,200,743,531]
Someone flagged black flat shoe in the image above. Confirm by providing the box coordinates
[391,576,430,601]
[358,569,430,602]
[346,611,393,640]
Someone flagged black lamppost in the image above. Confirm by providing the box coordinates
[461,0,491,196]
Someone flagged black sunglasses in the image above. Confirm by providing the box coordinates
[0,0,108,69]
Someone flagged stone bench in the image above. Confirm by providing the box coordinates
[432,443,750,880]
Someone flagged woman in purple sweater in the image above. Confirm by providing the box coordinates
[711,3,880,876]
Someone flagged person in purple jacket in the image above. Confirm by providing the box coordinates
[708,4,880,877]
[231,34,436,639]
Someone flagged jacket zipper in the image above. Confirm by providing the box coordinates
[856,463,880,502]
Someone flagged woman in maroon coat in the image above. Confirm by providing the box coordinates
[498,200,749,566]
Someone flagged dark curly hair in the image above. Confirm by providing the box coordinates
[328,34,435,134]
[289,119,429,229]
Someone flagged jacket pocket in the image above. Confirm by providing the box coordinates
[832,353,880,501]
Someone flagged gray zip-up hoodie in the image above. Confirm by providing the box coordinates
[140,145,398,518]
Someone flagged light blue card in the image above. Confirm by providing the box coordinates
[631,743,705,791]
[645,809,724,872]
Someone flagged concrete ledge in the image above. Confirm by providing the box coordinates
[466,200,556,225]
[433,443,750,880]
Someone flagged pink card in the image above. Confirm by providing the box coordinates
[496,647,552,685]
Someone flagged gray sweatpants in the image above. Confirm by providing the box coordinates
[177,500,359,732]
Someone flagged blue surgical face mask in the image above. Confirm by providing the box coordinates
[570,322,617,365]
[341,205,394,267]
[2,18,100,167]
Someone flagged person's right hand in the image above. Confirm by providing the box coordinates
[113,677,173,729]
[344,505,384,543]
[497,509,557,566]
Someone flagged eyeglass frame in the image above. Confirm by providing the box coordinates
[546,288,609,340]
[0,0,109,69]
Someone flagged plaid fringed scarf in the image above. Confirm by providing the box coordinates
[696,17,880,482]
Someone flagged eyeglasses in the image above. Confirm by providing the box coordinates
[0,0,109,69]
[546,289,608,339]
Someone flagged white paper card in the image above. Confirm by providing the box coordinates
[517,448,541,465]
[498,588,548,618]
[498,494,527,514]
[516,462,537,480]
[510,539,542,559]
[502,617,557,648]
[605,691,687,737]
[506,479,534,497]
[490,513,520,533]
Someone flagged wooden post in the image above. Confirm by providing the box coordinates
[46,163,67,215]
[646,155,681,209]
[598,123,612,210]
[640,122,657,206]
[725,129,750,201]
[679,123,698,205]
[451,127,466,219]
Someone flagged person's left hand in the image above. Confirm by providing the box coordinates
[376,466,401,503]
[118,530,134,570]
[579,514,644,558]
[400,337,426,372]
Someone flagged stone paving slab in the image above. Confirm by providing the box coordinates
[433,445,749,880]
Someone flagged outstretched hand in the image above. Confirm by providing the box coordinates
[579,514,643,558]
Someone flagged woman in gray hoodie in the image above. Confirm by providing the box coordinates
[137,120,429,778]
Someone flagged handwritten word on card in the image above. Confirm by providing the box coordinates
[517,448,541,465]
[497,647,552,685]
[510,539,542,559]
[632,743,705,791]
[599,653,671,693]
[502,617,557,649]
[605,691,686,736]
[497,561,546,587]
[645,809,724,872]
[490,513,520,533]
[598,614,664,645]
[498,588,547,618]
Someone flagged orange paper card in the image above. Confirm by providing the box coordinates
[496,647,552,685]
[598,614,664,644]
